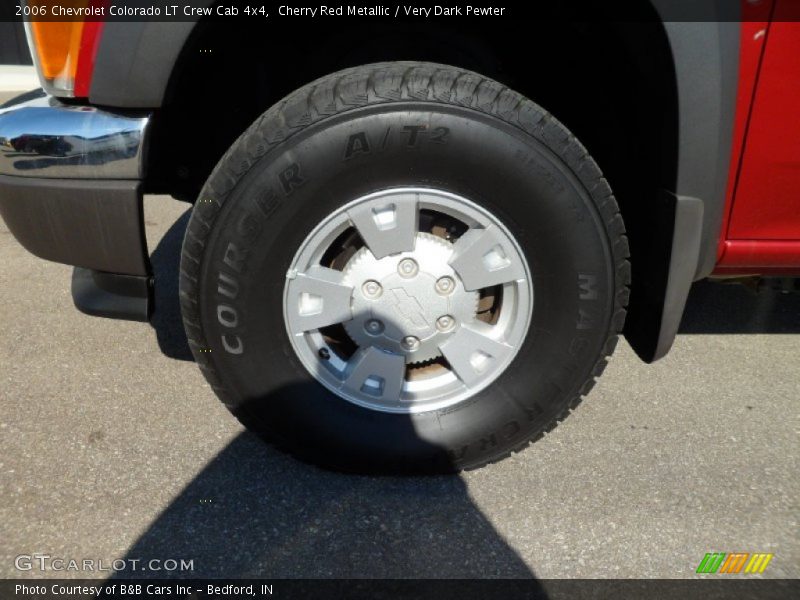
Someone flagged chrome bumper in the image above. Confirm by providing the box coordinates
[0,95,154,320]
[0,95,150,179]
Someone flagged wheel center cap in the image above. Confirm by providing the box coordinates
[342,233,478,364]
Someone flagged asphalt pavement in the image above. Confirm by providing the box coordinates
[0,193,797,580]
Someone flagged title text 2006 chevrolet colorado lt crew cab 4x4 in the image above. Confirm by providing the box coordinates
[1,1,798,472]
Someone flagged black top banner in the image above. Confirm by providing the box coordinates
[2,0,800,23]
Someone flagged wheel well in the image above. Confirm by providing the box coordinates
[145,6,679,353]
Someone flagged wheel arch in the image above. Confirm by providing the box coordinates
[94,4,738,362]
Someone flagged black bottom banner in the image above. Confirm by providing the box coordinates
[2,579,798,600]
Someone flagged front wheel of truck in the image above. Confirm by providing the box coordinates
[179,62,630,473]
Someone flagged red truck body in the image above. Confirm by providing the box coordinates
[716,3,800,274]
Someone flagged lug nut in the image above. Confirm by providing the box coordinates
[435,276,455,295]
[397,258,419,278]
[365,319,385,335]
[436,315,456,332]
[362,280,382,299]
[401,336,420,351]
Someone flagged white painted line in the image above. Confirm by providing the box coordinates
[0,65,41,92]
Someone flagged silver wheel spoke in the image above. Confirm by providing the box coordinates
[347,192,418,259]
[449,225,527,290]
[342,347,406,400]
[285,265,353,334]
[439,324,513,387]
[284,187,532,414]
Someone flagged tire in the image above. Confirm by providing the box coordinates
[179,62,630,474]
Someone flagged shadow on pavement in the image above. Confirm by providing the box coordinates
[149,209,193,361]
[112,421,539,579]
[679,278,800,334]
